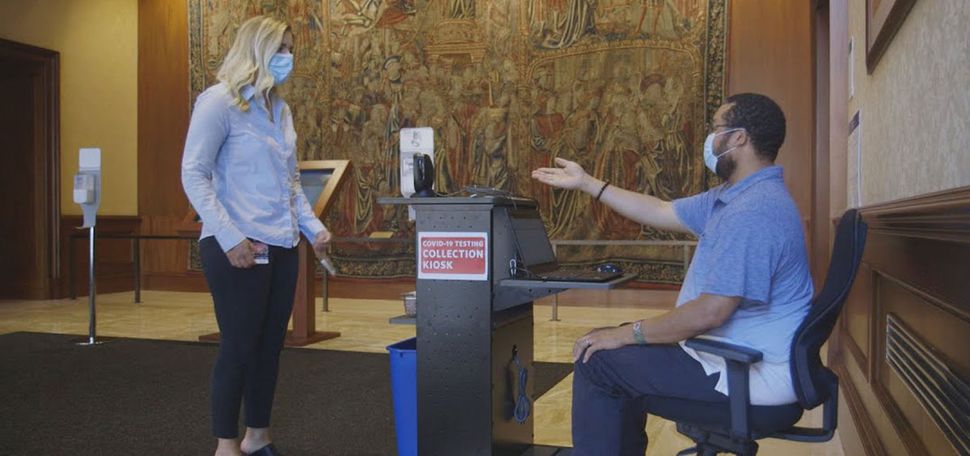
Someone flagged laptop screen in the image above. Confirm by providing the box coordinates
[507,208,558,273]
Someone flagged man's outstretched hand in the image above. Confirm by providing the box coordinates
[532,158,593,192]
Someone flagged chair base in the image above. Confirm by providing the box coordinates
[676,422,759,456]
[676,446,718,456]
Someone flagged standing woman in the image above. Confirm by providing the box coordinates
[181,16,330,456]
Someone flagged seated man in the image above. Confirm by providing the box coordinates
[531,93,813,455]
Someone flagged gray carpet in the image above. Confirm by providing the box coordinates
[0,332,573,456]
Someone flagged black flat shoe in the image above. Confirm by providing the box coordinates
[248,443,282,456]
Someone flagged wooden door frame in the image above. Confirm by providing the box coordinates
[0,38,60,299]
[812,0,832,289]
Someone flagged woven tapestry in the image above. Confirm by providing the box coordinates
[188,0,729,283]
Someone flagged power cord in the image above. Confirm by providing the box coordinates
[508,258,541,280]
[464,185,512,197]
[511,346,530,424]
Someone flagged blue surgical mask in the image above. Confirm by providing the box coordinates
[703,128,743,174]
[268,53,293,85]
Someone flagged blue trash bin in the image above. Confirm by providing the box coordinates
[387,337,417,456]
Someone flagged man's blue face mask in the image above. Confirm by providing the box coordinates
[268,53,293,85]
[703,128,744,174]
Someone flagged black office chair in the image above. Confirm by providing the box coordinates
[646,209,867,456]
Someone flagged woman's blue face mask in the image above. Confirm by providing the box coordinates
[268,53,293,85]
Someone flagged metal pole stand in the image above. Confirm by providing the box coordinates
[550,243,561,322]
[321,245,330,313]
[75,225,105,346]
[551,294,561,322]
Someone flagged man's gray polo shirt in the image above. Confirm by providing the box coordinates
[672,165,813,405]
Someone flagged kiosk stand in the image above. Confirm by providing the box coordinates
[380,196,632,456]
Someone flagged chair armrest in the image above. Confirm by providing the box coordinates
[685,337,765,439]
[685,338,764,364]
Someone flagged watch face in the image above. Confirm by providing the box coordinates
[633,320,646,344]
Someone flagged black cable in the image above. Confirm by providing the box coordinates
[511,348,530,424]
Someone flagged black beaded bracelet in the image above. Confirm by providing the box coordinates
[595,181,611,202]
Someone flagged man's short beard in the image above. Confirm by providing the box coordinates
[715,155,737,181]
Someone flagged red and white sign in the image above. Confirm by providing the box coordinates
[417,232,488,281]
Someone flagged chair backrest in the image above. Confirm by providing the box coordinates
[790,209,868,409]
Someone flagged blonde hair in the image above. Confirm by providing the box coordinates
[217,15,290,112]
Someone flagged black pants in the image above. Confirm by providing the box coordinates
[199,236,298,439]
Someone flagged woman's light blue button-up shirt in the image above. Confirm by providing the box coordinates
[181,83,325,252]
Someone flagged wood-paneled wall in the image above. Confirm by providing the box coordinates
[138,0,188,218]
[137,0,196,290]
[726,0,816,263]
[834,187,970,456]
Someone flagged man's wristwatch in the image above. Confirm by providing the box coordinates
[632,320,647,345]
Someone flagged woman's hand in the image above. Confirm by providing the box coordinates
[531,157,592,191]
[573,325,635,363]
[312,227,332,259]
[226,239,256,268]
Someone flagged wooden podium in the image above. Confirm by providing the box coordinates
[193,160,351,347]
[284,240,339,346]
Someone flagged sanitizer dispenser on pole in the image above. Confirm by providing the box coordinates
[73,148,103,346]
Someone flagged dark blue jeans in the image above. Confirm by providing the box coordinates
[199,236,299,439]
[571,343,725,455]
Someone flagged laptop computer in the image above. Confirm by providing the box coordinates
[506,207,623,283]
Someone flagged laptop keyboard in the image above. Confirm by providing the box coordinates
[536,270,623,282]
